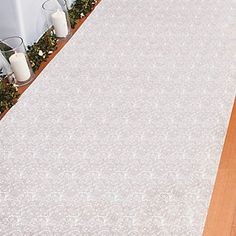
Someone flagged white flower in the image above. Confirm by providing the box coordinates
[48,51,53,54]
[38,50,43,57]
[80,13,85,18]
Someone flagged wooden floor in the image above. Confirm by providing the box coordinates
[203,98,236,236]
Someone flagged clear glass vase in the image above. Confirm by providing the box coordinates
[42,0,71,39]
[0,36,34,86]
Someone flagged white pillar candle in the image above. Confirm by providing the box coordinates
[51,10,69,38]
[9,53,31,82]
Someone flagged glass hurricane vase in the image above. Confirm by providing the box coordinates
[42,0,71,40]
[0,36,34,87]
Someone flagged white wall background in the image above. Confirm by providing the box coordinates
[0,0,47,46]
[0,0,75,47]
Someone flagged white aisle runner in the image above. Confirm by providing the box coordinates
[0,0,236,235]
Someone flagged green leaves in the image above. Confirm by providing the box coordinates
[27,31,58,73]
[0,76,19,114]
[69,0,97,28]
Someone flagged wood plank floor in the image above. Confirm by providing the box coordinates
[203,98,236,236]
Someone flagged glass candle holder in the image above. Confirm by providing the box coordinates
[0,36,34,87]
[64,0,75,9]
[42,0,71,39]
[0,51,12,78]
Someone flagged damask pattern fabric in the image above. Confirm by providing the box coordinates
[0,0,236,235]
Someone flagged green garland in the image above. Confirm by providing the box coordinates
[69,0,97,28]
[27,31,57,73]
[0,69,20,114]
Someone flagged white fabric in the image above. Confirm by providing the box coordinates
[0,0,236,235]
[0,0,47,46]
[0,0,75,46]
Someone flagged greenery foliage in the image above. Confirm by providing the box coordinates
[69,0,97,28]
[0,69,19,114]
[27,31,57,73]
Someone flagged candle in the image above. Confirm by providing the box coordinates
[9,53,31,82]
[51,10,68,38]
